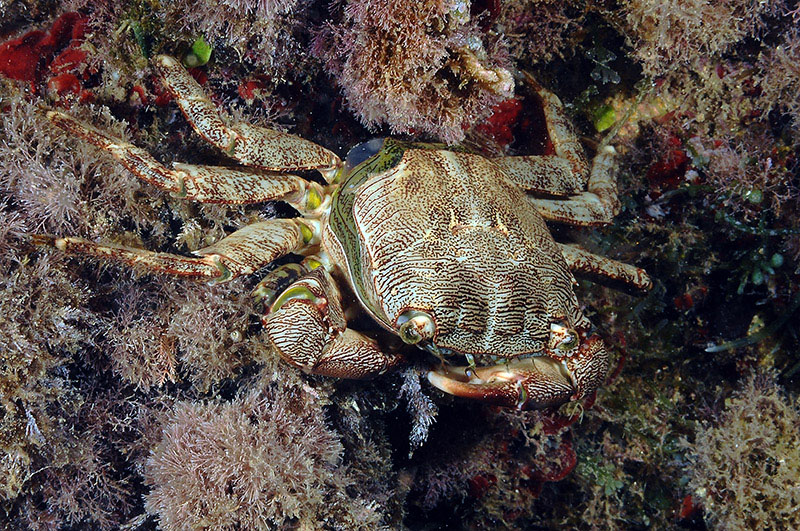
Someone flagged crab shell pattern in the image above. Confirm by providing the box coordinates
[42,56,651,410]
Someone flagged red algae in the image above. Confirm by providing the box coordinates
[0,11,91,102]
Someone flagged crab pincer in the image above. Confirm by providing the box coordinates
[427,329,609,410]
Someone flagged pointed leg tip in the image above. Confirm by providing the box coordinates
[30,234,56,247]
[601,145,617,155]
[154,55,178,67]
[46,110,73,128]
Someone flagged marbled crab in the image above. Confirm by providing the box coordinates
[43,56,651,410]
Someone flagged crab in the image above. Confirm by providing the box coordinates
[42,55,651,410]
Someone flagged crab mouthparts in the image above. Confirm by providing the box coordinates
[427,355,576,410]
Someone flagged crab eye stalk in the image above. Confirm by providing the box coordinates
[549,322,579,353]
[396,310,436,345]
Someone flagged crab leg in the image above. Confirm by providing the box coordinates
[154,55,342,181]
[493,74,589,196]
[489,73,620,225]
[264,267,404,378]
[559,244,653,291]
[47,111,327,212]
[34,218,315,282]
[527,144,620,226]
[526,73,589,180]
[494,155,584,196]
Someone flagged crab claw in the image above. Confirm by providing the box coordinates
[427,334,609,410]
[427,356,574,410]
[559,332,609,403]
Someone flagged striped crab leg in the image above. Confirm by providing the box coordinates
[493,73,621,226]
[559,244,653,291]
[154,55,342,182]
[47,111,327,215]
[33,218,319,282]
[527,144,621,226]
[492,75,589,197]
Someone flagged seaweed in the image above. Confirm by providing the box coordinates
[1,1,799,528]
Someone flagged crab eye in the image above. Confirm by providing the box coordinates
[550,322,579,352]
[396,310,436,345]
[558,333,578,351]
[399,321,421,344]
